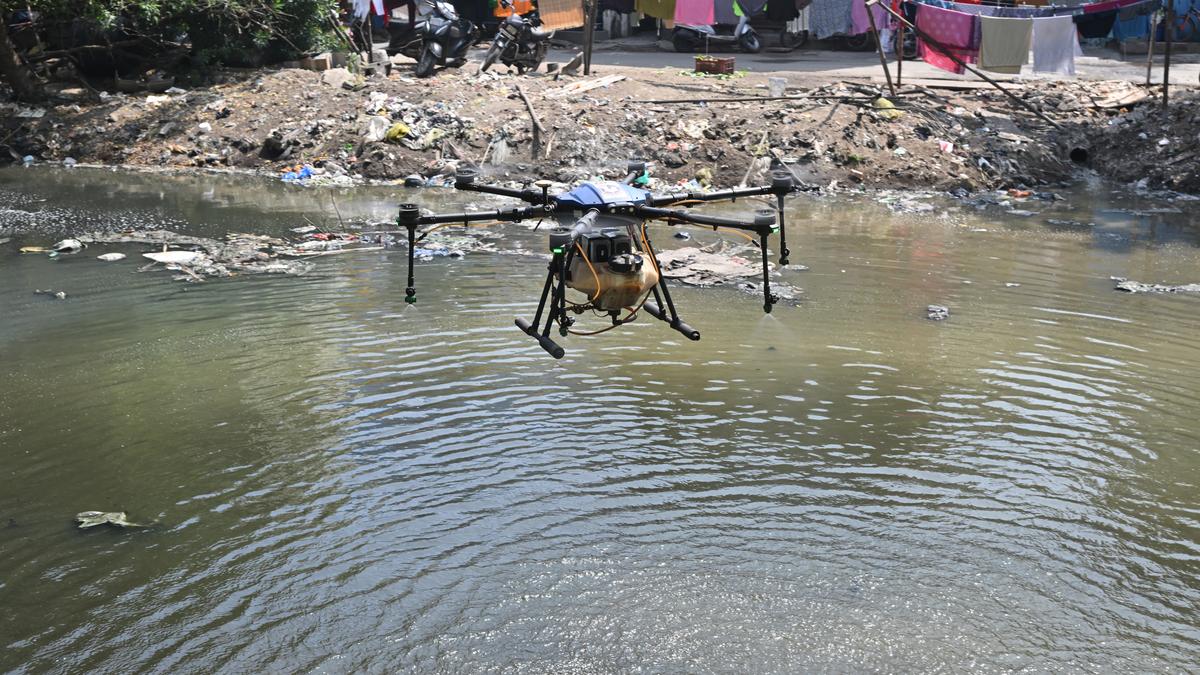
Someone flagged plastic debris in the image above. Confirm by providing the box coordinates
[34,289,68,300]
[75,511,146,529]
[385,121,410,141]
[143,250,202,265]
[927,304,950,321]
[97,253,126,261]
[49,239,85,257]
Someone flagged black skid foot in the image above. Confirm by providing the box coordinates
[515,318,565,359]
[643,302,701,341]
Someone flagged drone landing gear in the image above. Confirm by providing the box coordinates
[515,250,568,359]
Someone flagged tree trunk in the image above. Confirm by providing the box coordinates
[0,20,40,101]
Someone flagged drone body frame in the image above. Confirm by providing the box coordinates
[396,162,802,359]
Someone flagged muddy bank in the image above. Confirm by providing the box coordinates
[2,65,1198,193]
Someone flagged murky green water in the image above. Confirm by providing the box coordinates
[2,168,1199,672]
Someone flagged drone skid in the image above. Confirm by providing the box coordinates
[396,162,805,359]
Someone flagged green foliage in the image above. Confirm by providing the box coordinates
[10,0,341,69]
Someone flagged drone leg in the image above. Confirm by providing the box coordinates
[514,256,565,359]
[776,193,790,266]
[639,231,700,341]
[760,231,777,314]
[404,222,417,304]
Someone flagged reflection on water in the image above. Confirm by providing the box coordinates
[1,168,1199,672]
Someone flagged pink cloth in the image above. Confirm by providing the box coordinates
[1083,0,1122,12]
[674,0,715,24]
[851,0,891,35]
[916,4,979,75]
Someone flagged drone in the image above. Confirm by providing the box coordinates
[395,161,804,359]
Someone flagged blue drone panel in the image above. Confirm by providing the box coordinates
[554,181,650,210]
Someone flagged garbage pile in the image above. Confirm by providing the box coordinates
[74,230,325,281]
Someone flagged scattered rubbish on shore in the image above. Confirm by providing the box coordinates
[20,246,48,254]
[75,511,146,529]
[927,305,951,321]
[1112,277,1200,294]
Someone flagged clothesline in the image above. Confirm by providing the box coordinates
[903,0,1162,18]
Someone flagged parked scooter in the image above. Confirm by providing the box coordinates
[673,8,762,53]
[479,0,553,74]
[386,0,478,78]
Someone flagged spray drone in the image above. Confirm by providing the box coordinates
[395,161,802,359]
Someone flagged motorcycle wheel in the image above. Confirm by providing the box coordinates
[672,30,694,53]
[480,43,500,73]
[415,48,436,78]
[739,31,762,54]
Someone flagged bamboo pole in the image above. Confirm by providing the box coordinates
[867,0,1060,128]
[1162,5,1173,108]
[1145,11,1157,86]
[897,22,905,88]
[865,2,896,98]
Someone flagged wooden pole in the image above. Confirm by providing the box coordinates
[583,0,598,76]
[869,0,1060,128]
[896,22,905,88]
[515,84,545,159]
[1145,11,1157,86]
[865,2,896,98]
[1162,5,1173,109]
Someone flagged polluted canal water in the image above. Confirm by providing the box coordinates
[1,168,1199,671]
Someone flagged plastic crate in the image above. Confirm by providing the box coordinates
[694,55,735,75]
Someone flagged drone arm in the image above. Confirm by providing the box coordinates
[415,205,542,227]
[455,182,546,204]
[453,168,547,205]
[647,185,775,207]
[635,205,775,234]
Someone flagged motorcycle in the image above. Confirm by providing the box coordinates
[673,10,761,53]
[479,0,553,74]
[386,0,478,78]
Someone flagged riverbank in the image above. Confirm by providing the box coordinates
[3,61,1199,194]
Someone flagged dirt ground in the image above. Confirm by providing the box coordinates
[3,59,1199,194]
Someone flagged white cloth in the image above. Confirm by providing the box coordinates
[1032,15,1077,76]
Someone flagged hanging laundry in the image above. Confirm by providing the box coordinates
[715,0,739,24]
[675,0,716,24]
[1074,9,1119,38]
[739,0,770,15]
[851,0,892,34]
[979,15,1032,73]
[809,0,856,38]
[916,4,980,74]
[767,0,803,21]
[1032,14,1077,75]
[637,0,677,20]
[1117,0,1157,20]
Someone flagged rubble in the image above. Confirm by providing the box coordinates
[2,66,1198,194]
